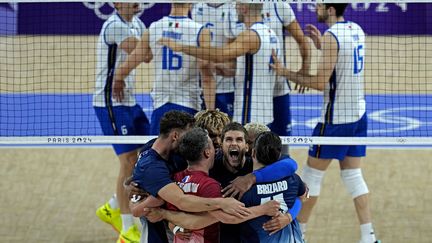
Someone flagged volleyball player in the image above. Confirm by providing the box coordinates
[270,4,380,243]
[93,3,147,242]
[225,2,311,142]
[114,3,215,135]
[158,2,280,129]
[191,3,235,118]
[240,131,306,242]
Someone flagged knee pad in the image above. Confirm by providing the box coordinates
[302,164,325,197]
[340,169,369,199]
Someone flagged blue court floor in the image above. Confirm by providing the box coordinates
[1,93,431,137]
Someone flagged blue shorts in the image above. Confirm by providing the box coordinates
[216,92,234,118]
[150,103,198,135]
[94,104,150,155]
[268,94,292,136]
[309,114,367,161]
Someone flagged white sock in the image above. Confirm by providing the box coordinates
[360,223,377,243]
[108,194,119,209]
[300,223,307,237]
[121,214,134,232]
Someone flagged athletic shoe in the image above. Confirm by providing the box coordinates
[117,224,141,243]
[96,202,122,233]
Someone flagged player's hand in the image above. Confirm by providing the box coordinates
[222,173,255,199]
[124,176,149,203]
[294,83,309,94]
[300,182,310,202]
[262,212,292,235]
[305,24,322,50]
[157,37,182,52]
[269,49,285,77]
[261,200,280,217]
[142,207,164,223]
[113,78,125,102]
[176,229,192,240]
[219,197,251,218]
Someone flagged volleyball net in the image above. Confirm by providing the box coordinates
[0,0,431,145]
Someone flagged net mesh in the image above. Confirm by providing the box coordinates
[0,0,431,145]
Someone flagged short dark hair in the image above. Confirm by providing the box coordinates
[325,4,348,17]
[159,111,195,136]
[179,127,210,164]
[221,122,248,141]
[254,131,281,166]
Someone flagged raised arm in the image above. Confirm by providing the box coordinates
[157,30,259,63]
[286,20,311,74]
[114,31,153,85]
[270,31,338,91]
[198,28,216,110]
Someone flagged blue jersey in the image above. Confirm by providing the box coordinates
[132,140,188,243]
[240,174,306,243]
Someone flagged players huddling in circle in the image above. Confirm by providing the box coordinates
[94,1,380,243]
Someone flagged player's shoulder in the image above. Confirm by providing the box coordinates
[149,16,167,30]
[349,21,365,33]
[132,15,146,29]
[101,14,122,30]
[137,148,164,167]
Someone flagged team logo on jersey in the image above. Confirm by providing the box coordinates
[82,2,155,20]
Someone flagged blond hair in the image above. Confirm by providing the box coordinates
[194,109,230,136]
[244,122,270,142]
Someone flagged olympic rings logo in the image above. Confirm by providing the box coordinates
[82,2,155,20]
[292,106,432,135]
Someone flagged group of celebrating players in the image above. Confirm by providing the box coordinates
[93,1,379,243]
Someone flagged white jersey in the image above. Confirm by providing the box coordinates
[233,22,280,125]
[148,16,205,111]
[321,21,366,124]
[191,3,234,94]
[262,2,296,97]
[224,3,294,97]
[93,13,145,107]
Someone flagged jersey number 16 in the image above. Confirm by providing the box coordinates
[162,46,183,70]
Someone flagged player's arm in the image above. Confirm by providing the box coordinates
[270,32,338,91]
[209,199,280,224]
[113,31,153,101]
[198,28,216,110]
[115,31,153,82]
[129,195,165,217]
[144,199,279,229]
[157,30,259,63]
[213,36,237,77]
[222,157,298,198]
[262,197,302,235]
[157,183,251,218]
[286,21,311,74]
[112,35,139,102]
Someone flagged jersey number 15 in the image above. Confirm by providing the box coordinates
[353,44,364,74]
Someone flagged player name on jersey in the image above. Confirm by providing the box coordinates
[257,180,288,195]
